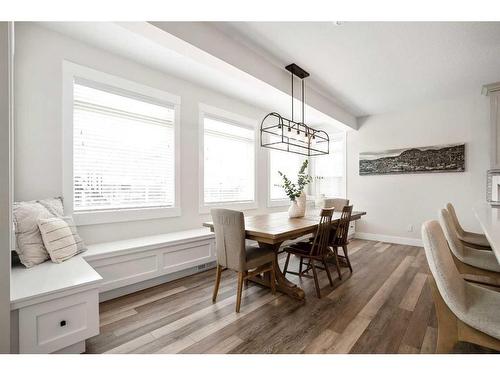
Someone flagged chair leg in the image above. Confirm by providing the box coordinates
[212,264,223,302]
[236,272,244,313]
[332,246,342,280]
[244,271,249,288]
[270,262,276,295]
[342,245,353,273]
[429,276,458,353]
[322,257,334,286]
[310,260,321,298]
[299,257,304,276]
[283,252,291,275]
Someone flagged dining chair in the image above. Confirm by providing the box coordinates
[283,208,335,298]
[324,198,349,212]
[421,220,500,353]
[438,208,500,273]
[446,203,491,250]
[329,205,354,279]
[211,209,276,313]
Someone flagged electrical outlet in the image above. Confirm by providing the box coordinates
[407,224,414,232]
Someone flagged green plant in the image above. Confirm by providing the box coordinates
[277,159,312,201]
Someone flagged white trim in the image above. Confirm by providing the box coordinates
[198,103,259,213]
[62,61,181,225]
[354,232,423,247]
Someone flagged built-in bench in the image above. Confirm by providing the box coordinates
[84,228,216,301]
[10,228,216,353]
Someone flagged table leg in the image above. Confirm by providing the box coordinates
[251,241,305,300]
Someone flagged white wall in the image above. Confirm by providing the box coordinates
[0,21,12,353]
[347,93,490,245]
[15,23,324,245]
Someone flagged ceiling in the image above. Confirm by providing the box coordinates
[212,22,500,117]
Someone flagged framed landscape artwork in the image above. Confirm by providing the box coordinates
[359,143,465,175]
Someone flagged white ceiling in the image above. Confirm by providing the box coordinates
[38,22,352,132]
[212,22,500,117]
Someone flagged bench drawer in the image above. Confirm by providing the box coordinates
[18,289,99,353]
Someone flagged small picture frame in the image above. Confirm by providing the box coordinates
[486,169,500,206]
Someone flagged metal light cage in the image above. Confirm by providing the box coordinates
[260,64,330,156]
[260,112,329,156]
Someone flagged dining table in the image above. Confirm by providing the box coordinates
[203,209,367,300]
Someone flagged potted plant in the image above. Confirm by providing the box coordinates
[277,159,312,218]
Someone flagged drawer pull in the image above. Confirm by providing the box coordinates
[60,320,67,327]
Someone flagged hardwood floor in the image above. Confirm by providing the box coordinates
[86,239,498,354]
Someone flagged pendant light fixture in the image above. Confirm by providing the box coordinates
[260,63,329,156]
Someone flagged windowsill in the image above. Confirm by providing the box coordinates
[72,206,182,226]
[199,201,258,214]
[267,199,290,208]
[268,196,315,208]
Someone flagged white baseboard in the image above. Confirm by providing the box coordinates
[354,232,422,247]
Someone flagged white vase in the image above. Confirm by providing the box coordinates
[288,191,306,218]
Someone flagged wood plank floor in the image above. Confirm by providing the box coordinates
[86,239,498,354]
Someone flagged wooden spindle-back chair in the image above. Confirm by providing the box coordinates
[330,205,354,278]
[283,208,335,298]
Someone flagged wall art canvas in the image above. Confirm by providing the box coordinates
[359,143,465,175]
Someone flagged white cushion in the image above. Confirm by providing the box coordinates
[38,217,78,263]
[13,197,64,268]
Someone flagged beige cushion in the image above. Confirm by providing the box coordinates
[446,203,491,248]
[438,208,500,272]
[324,198,349,212]
[422,220,500,340]
[38,217,78,263]
[13,197,64,268]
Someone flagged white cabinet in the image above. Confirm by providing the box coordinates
[18,289,99,354]
[10,257,102,354]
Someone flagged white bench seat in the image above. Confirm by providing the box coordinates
[10,227,216,353]
[84,228,214,261]
[82,228,216,298]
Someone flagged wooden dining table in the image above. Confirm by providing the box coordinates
[203,209,366,300]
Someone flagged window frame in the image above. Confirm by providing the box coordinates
[198,103,258,213]
[62,61,181,226]
[266,148,303,207]
[266,131,347,207]
[309,131,347,199]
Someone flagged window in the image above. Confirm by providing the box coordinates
[63,62,180,224]
[312,134,346,198]
[201,109,256,208]
[269,146,308,202]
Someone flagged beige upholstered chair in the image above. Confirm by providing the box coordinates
[211,209,275,313]
[438,209,500,273]
[446,203,491,249]
[324,198,349,212]
[421,221,500,353]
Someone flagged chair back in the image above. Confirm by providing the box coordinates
[324,198,350,212]
[421,220,467,317]
[210,209,246,272]
[332,205,353,246]
[438,208,466,261]
[310,208,334,257]
[446,202,465,237]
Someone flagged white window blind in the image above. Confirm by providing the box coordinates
[73,81,176,212]
[313,136,346,197]
[269,145,308,201]
[203,116,255,204]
